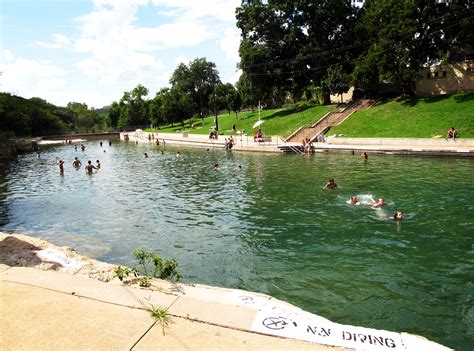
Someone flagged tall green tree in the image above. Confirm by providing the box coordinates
[170,58,220,118]
[160,87,193,127]
[322,65,350,103]
[236,0,360,105]
[118,84,150,127]
[352,0,473,95]
[105,101,121,128]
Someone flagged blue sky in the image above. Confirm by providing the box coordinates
[0,0,242,108]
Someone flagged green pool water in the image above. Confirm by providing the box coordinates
[1,141,473,350]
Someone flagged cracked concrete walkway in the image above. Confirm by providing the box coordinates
[0,265,337,350]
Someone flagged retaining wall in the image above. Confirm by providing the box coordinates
[325,137,474,148]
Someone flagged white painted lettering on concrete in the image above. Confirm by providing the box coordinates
[251,310,405,351]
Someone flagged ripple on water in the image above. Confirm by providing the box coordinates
[1,143,473,350]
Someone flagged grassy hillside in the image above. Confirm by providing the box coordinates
[330,92,474,138]
[147,105,335,137]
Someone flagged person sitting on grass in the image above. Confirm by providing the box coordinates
[446,127,459,141]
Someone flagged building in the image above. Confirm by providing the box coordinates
[416,60,474,96]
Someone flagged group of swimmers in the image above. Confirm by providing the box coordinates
[58,157,101,174]
[324,178,404,220]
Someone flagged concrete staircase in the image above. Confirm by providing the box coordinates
[285,99,374,143]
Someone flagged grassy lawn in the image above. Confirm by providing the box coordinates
[330,92,474,138]
[146,105,335,137]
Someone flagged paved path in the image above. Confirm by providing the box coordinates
[0,233,452,351]
[122,132,473,156]
[0,265,336,350]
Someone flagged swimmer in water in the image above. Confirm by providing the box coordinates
[361,152,368,160]
[238,164,242,170]
[176,151,181,158]
[347,196,359,205]
[85,160,97,174]
[389,211,404,220]
[58,160,65,173]
[324,178,337,189]
[144,152,148,159]
[96,160,101,169]
[72,157,82,168]
[370,198,385,208]
[214,163,220,171]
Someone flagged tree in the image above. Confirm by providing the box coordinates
[236,72,259,111]
[229,89,242,118]
[322,65,350,104]
[118,84,150,127]
[105,101,121,128]
[170,58,221,119]
[160,87,193,127]
[351,0,473,95]
[236,0,360,104]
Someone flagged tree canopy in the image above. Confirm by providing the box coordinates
[236,0,474,99]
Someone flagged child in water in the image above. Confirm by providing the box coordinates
[388,211,404,220]
[370,198,385,208]
[324,178,337,189]
[347,196,359,205]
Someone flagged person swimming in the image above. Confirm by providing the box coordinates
[370,198,385,208]
[96,160,101,169]
[388,211,404,220]
[347,196,359,205]
[176,151,181,158]
[214,163,220,171]
[324,178,337,189]
[144,153,148,159]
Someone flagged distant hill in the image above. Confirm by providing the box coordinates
[0,93,107,137]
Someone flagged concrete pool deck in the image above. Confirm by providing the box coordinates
[120,131,474,157]
[0,233,451,350]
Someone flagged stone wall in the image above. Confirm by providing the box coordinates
[0,140,18,160]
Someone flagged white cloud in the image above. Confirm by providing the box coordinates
[0,54,67,101]
[36,34,71,49]
[2,49,14,62]
[152,0,240,22]
[2,0,243,107]
[175,55,189,65]
[219,27,240,62]
[227,69,242,85]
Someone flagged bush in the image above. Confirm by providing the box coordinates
[132,249,181,281]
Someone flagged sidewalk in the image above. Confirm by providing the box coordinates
[0,265,335,350]
[0,232,452,351]
[122,131,474,157]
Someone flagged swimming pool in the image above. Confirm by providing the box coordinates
[1,141,473,349]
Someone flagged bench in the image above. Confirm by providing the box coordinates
[256,136,272,144]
